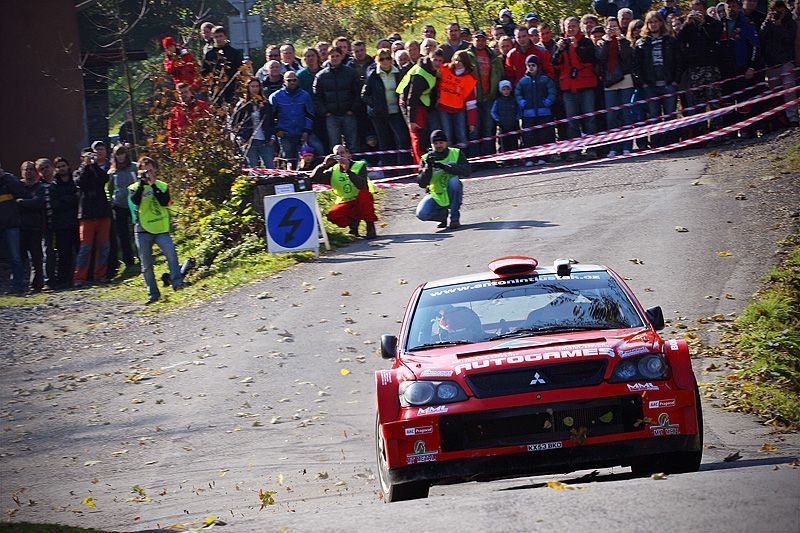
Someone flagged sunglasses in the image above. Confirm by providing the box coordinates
[379,56,392,61]
[286,79,298,82]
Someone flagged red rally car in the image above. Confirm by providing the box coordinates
[375,256,703,502]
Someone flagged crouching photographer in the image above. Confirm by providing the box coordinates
[127,156,188,305]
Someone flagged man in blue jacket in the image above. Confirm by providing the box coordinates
[269,71,324,167]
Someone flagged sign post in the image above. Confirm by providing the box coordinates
[264,191,329,257]
[226,0,261,58]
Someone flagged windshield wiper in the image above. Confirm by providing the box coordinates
[408,340,475,351]
[488,325,606,341]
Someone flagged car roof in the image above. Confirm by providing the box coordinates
[423,264,609,289]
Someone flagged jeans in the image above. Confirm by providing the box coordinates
[562,88,597,139]
[134,231,183,300]
[245,138,275,168]
[415,177,463,223]
[439,110,468,147]
[369,113,412,165]
[20,228,44,290]
[475,100,496,156]
[43,229,55,285]
[643,84,678,147]
[278,134,325,168]
[326,114,358,152]
[1,226,24,290]
[604,87,635,152]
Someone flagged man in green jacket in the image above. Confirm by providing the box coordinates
[128,156,187,305]
[415,130,470,230]
[468,30,504,156]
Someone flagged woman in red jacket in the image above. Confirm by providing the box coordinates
[435,50,478,148]
[552,17,600,160]
[162,36,200,91]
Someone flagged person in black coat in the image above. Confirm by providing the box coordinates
[232,78,277,168]
[202,26,244,104]
[73,149,113,286]
[16,161,45,292]
[51,157,79,288]
[361,49,412,165]
[760,1,798,126]
[313,47,362,152]
[0,165,27,293]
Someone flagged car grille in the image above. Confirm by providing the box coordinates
[439,395,643,452]
[465,360,607,398]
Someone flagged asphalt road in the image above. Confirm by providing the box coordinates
[2,134,799,532]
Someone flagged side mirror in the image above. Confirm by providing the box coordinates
[380,334,398,359]
[645,306,665,331]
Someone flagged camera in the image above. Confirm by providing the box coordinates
[140,170,150,182]
[569,67,578,79]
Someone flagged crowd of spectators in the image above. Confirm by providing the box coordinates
[1,0,798,295]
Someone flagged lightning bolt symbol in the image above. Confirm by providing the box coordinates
[278,206,302,243]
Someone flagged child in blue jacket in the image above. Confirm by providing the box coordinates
[491,80,521,154]
[515,55,556,163]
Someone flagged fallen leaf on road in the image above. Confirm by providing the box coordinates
[80,496,96,508]
[131,399,145,404]
[341,291,350,296]
[546,480,585,490]
[724,293,735,299]
[398,279,408,285]
[723,451,742,462]
[112,449,128,456]
[277,474,284,485]
[240,377,254,384]
[691,180,701,186]
[258,488,277,510]
[340,368,351,376]
[716,251,732,257]
[759,443,778,453]
[315,471,329,480]
[628,258,644,265]
[223,313,238,318]
[84,460,101,467]
[651,472,667,480]
[344,328,359,336]
[674,226,689,232]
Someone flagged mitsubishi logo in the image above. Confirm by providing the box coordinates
[529,372,546,385]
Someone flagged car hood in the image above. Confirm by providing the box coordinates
[402,328,660,379]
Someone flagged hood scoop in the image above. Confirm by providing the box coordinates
[457,337,608,358]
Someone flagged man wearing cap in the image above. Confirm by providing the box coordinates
[497,9,517,38]
[468,31,504,156]
[523,12,541,30]
[506,26,554,86]
[415,130,470,229]
[310,144,377,239]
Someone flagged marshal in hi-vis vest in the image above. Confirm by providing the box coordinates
[422,147,460,207]
[330,160,369,204]
[127,180,171,234]
[396,65,437,107]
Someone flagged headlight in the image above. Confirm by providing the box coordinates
[399,380,468,407]
[610,354,669,382]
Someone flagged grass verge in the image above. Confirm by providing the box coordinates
[704,232,800,428]
[0,190,381,313]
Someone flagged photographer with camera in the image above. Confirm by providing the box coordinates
[415,129,470,230]
[73,148,112,287]
[552,17,600,160]
[127,156,187,305]
[310,145,378,239]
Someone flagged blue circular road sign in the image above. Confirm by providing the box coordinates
[267,197,315,248]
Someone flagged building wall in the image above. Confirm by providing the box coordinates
[1,2,86,170]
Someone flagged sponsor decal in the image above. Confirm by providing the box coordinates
[406,440,439,464]
[668,339,679,351]
[627,382,660,392]
[619,346,650,358]
[420,369,454,378]
[650,412,680,436]
[379,370,392,386]
[454,347,616,375]
[428,277,539,297]
[405,426,434,436]
[527,441,563,452]
[529,372,546,385]
[648,399,676,409]
[417,405,448,415]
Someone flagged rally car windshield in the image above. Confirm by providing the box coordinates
[406,272,644,351]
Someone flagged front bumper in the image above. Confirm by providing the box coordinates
[389,435,700,485]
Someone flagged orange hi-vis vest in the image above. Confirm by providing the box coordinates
[437,64,477,110]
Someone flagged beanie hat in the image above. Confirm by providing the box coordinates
[498,80,512,90]
[525,54,540,65]
[499,8,513,19]
[162,36,176,49]
[430,129,448,143]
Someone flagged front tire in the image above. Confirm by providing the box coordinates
[376,414,429,502]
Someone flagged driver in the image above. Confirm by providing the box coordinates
[437,306,483,342]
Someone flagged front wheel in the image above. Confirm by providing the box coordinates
[376,414,429,502]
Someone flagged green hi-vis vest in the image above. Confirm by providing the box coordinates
[331,160,370,204]
[396,65,436,107]
[127,180,170,234]
[422,148,460,207]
